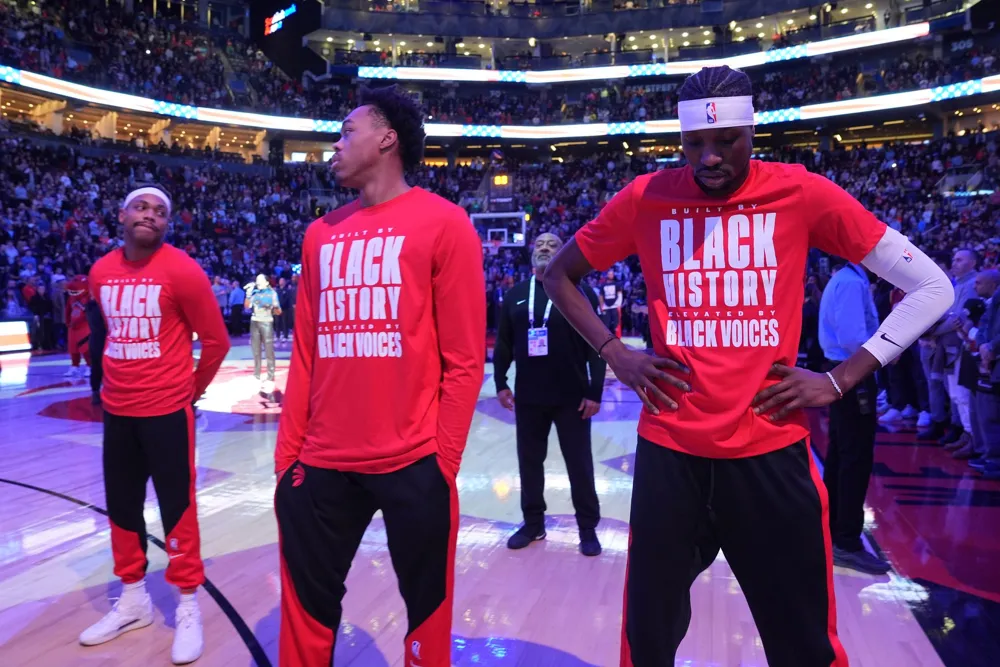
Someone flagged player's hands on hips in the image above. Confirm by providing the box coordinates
[603,341,690,414]
[578,398,600,420]
[497,389,515,411]
[752,364,840,421]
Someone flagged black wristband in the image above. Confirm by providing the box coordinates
[597,334,618,359]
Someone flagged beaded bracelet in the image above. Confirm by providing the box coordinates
[825,371,844,399]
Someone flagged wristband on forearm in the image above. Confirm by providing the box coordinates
[597,333,617,360]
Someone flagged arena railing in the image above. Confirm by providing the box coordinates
[356,21,931,84]
[2,63,997,140]
[324,0,704,19]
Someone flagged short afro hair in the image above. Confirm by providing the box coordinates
[358,85,426,172]
[677,65,753,102]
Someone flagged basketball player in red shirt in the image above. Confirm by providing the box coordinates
[274,85,486,666]
[80,184,230,665]
[544,66,954,667]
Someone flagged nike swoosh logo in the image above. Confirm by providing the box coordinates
[117,618,141,631]
[516,300,526,305]
[881,333,902,347]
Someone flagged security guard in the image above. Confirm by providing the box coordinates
[494,233,606,556]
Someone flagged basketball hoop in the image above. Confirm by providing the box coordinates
[488,240,501,256]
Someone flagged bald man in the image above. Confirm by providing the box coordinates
[493,233,606,556]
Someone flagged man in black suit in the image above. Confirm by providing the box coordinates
[973,269,1000,478]
[494,232,606,556]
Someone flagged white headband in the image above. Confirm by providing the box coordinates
[678,95,755,132]
[123,187,171,212]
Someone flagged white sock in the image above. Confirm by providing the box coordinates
[123,580,146,594]
[179,591,197,605]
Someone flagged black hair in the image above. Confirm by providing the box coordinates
[677,65,753,102]
[358,85,426,172]
[964,297,987,327]
[829,255,849,270]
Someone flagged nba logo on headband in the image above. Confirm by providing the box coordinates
[678,95,755,132]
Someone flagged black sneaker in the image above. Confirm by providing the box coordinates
[974,460,1000,477]
[507,524,545,550]
[833,546,891,575]
[579,528,602,557]
[982,467,1000,480]
[938,425,964,446]
[916,421,947,442]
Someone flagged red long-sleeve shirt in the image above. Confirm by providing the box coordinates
[89,244,231,417]
[275,187,486,475]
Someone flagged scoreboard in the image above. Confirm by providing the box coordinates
[488,171,515,212]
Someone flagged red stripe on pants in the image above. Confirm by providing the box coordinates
[163,405,204,589]
[806,442,850,667]
[110,521,145,584]
[619,528,633,667]
[276,466,336,666]
[402,460,460,667]
[278,546,335,666]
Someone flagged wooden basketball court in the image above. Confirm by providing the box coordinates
[0,342,972,666]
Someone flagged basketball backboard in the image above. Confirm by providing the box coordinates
[471,211,528,249]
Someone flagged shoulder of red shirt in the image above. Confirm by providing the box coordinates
[629,165,703,202]
[413,188,473,232]
[88,247,120,275]
[316,198,362,229]
[312,187,469,232]
[161,243,209,276]
[754,160,810,180]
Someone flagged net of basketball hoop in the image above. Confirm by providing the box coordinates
[488,240,501,256]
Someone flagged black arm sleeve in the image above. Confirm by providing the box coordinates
[583,288,607,402]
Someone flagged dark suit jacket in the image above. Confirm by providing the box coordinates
[975,293,1000,384]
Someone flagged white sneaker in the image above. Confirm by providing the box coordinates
[879,408,903,424]
[172,595,203,664]
[901,405,918,419]
[877,389,888,403]
[83,366,92,378]
[79,585,154,646]
[64,366,80,378]
[917,411,932,428]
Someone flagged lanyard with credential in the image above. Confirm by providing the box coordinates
[528,276,554,329]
